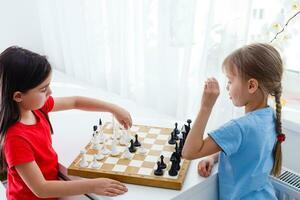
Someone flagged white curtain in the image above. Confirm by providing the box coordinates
[37,0,252,128]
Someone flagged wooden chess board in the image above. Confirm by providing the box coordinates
[68,122,190,190]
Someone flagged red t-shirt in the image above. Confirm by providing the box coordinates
[4,96,58,200]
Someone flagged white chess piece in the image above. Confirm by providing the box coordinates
[138,142,147,155]
[91,155,101,169]
[98,131,106,144]
[101,144,110,155]
[123,147,132,159]
[95,150,105,160]
[93,142,101,151]
[119,130,129,146]
[79,150,88,168]
[110,139,119,156]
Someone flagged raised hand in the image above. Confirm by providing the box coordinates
[111,105,132,129]
[201,77,220,109]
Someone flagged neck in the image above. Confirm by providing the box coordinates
[19,107,37,125]
[245,89,268,113]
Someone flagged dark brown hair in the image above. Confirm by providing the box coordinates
[223,43,283,177]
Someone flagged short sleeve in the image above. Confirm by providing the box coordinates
[40,96,54,113]
[209,120,243,156]
[4,136,35,168]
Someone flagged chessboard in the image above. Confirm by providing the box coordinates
[67,121,191,190]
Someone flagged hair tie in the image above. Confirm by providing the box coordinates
[277,133,286,143]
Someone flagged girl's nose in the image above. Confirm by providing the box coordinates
[47,87,52,96]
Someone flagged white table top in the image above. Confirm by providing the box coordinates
[0,182,6,200]
[50,71,218,200]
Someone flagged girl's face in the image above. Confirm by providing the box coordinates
[17,73,52,111]
[224,66,250,107]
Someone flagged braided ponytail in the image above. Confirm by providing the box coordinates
[271,85,284,177]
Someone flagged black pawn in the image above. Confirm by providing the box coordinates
[99,118,102,126]
[133,134,141,147]
[168,131,176,145]
[187,119,192,128]
[174,122,179,136]
[160,155,166,169]
[93,125,98,132]
[154,161,163,176]
[168,157,178,176]
[129,139,137,153]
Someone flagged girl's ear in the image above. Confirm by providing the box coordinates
[248,78,258,94]
[13,91,23,103]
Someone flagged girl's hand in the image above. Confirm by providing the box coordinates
[91,178,128,196]
[197,158,215,177]
[111,105,132,129]
[201,77,220,109]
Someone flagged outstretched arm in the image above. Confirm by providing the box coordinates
[52,96,132,129]
[182,78,221,160]
[15,161,127,198]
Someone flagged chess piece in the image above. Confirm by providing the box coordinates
[95,149,105,160]
[79,150,88,168]
[154,161,163,176]
[159,155,166,169]
[98,130,106,144]
[119,132,129,146]
[168,157,178,176]
[91,155,101,169]
[179,138,184,157]
[111,139,119,156]
[133,134,141,147]
[101,144,110,155]
[129,139,137,153]
[168,131,176,145]
[123,147,132,159]
[138,142,147,155]
[99,118,102,126]
[173,122,179,140]
[170,151,181,171]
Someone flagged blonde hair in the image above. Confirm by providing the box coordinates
[223,43,283,177]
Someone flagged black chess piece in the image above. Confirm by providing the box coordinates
[174,122,179,137]
[168,157,178,176]
[179,138,184,157]
[129,139,137,153]
[170,151,181,171]
[99,118,102,126]
[187,119,192,128]
[154,161,163,176]
[133,134,141,147]
[159,155,166,169]
[93,125,98,132]
[168,131,176,145]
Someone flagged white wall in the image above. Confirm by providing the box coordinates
[0,0,44,54]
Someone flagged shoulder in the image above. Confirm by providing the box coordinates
[39,96,55,113]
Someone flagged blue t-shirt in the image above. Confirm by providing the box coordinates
[209,107,278,200]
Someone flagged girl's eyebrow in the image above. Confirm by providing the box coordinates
[39,83,50,89]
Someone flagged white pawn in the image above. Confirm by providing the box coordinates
[110,139,119,156]
[79,150,88,168]
[93,142,101,151]
[101,144,110,155]
[91,155,101,169]
[98,131,106,144]
[138,142,147,155]
[95,149,105,160]
[123,147,132,159]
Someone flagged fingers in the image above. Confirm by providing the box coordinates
[197,160,212,177]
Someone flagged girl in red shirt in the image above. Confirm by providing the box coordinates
[0,46,131,199]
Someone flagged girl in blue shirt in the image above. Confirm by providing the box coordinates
[182,43,284,199]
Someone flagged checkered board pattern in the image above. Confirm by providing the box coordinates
[68,122,190,190]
